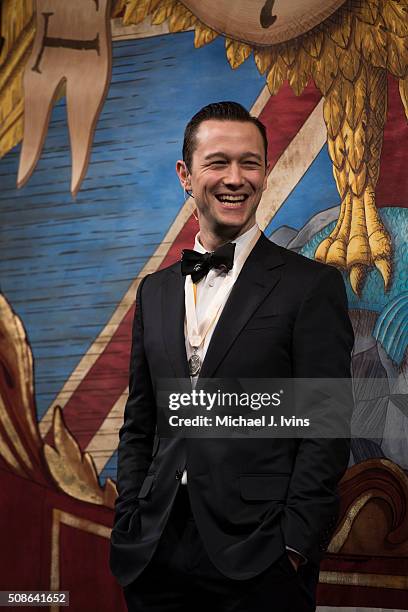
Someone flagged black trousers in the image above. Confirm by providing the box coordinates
[124,486,318,612]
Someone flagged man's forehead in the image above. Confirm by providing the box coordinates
[194,119,263,148]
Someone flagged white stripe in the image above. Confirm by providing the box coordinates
[84,389,128,474]
[256,98,326,230]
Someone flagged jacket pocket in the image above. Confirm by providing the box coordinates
[244,313,292,331]
[137,474,155,499]
[239,474,290,501]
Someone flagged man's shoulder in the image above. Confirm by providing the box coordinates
[140,260,181,289]
[265,236,342,283]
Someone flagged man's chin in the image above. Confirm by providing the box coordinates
[210,218,256,241]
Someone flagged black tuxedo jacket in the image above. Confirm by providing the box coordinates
[109,233,354,587]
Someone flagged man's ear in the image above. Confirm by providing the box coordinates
[176,160,191,190]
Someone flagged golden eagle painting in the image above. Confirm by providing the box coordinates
[116,0,408,295]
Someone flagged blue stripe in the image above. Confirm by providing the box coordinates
[265,144,338,234]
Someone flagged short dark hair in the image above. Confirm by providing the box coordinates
[182,101,268,171]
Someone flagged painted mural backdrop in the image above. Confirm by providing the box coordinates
[0,0,407,610]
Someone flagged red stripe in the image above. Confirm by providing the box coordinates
[48,83,324,449]
[260,80,321,169]
[318,583,408,609]
[377,76,408,207]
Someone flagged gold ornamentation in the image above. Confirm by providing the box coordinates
[151,0,178,26]
[254,47,275,75]
[0,293,43,477]
[0,291,117,507]
[266,54,287,95]
[0,0,35,158]
[225,38,252,70]
[330,458,408,555]
[44,406,117,508]
[193,21,218,48]
[121,0,162,26]
[319,570,408,589]
[167,2,197,33]
[328,493,373,553]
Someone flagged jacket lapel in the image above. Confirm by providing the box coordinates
[162,263,190,379]
[161,235,285,382]
[198,234,284,380]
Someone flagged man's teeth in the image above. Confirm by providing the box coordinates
[217,195,247,203]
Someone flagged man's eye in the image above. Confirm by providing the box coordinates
[242,161,260,167]
[210,160,227,166]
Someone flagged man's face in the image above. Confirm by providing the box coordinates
[179,120,268,237]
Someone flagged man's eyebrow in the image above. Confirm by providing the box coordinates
[204,152,228,160]
[203,152,263,160]
[240,152,263,160]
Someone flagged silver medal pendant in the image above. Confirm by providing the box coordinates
[188,350,201,377]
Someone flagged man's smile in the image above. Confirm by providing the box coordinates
[215,193,249,206]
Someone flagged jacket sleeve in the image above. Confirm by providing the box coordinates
[113,274,157,524]
[281,265,354,564]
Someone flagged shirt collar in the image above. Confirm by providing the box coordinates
[193,223,260,260]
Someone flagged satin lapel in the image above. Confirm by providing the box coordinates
[162,264,190,379]
[199,235,285,380]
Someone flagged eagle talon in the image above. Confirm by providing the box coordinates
[314,186,392,295]
[326,238,347,268]
[349,264,366,298]
[315,236,334,262]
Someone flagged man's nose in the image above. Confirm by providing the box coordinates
[223,163,244,187]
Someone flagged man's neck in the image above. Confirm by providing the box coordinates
[198,222,256,252]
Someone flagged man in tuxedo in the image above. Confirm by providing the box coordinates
[110,101,354,611]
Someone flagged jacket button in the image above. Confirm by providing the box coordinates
[175,470,183,480]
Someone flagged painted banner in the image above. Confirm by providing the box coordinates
[0,0,407,609]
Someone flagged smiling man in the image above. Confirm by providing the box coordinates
[176,113,268,250]
[110,102,354,612]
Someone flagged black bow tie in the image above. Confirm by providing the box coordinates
[181,242,236,283]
